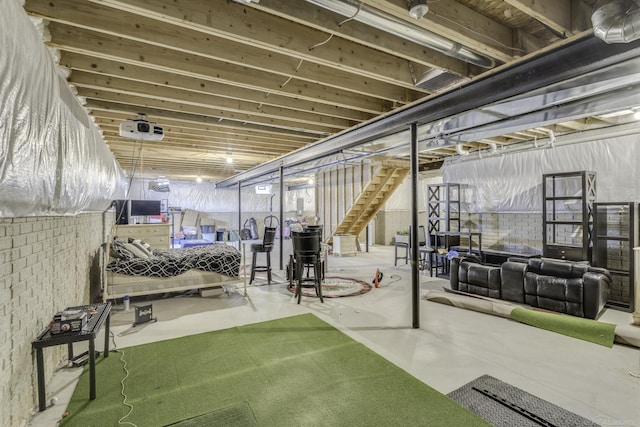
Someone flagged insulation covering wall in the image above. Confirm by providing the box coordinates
[0,1,126,217]
[442,137,640,212]
[128,178,314,213]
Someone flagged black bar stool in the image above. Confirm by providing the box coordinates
[249,227,277,285]
[291,231,323,304]
[395,225,427,266]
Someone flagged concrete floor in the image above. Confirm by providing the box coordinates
[29,244,640,426]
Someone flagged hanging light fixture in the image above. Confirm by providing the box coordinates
[408,0,429,20]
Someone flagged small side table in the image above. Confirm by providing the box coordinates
[32,302,111,411]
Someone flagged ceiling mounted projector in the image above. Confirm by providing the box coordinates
[119,114,164,141]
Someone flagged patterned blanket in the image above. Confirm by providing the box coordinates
[107,244,241,278]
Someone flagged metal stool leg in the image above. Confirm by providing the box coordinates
[250,250,257,284]
[266,251,272,285]
[315,259,323,303]
[296,259,303,304]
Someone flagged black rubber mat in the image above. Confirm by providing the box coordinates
[448,375,599,427]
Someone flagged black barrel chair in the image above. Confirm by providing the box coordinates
[291,230,324,304]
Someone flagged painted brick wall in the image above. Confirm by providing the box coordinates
[460,212,543,252]
[0,213,106,427]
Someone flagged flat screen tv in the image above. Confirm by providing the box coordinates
[130,200,162,216]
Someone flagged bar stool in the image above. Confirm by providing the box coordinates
[291,231,323,304]
[249,227,277,285]
[394,235,409,266]
[395,225,427,266]
[304,225,324,279]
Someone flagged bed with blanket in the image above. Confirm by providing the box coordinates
[102,239,242,300]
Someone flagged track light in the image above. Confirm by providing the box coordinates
[408,0,429,20]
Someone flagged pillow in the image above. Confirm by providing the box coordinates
[129,239,153,257]
[111,240,136,259]
[122,242,150,259]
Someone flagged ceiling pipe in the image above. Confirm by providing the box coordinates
[592,0,640,43]
[216,36,640,189]
[304,0,495,68]
[536,127,556,148]
[454,141,497,157]
[456,144,470,155]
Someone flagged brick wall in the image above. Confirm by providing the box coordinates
[460,212,543,252]
[0,213,106,427]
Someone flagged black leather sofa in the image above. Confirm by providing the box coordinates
[449,255,501,298]
[450,256,611,319]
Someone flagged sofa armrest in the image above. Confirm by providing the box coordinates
[450,257,461,290]
[500,261,528,303]
[582,271,610,319]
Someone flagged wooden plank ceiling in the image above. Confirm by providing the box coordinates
[23,0,620,183]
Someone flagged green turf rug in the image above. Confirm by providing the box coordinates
[510,307,616,347]
[163,401,257,426]
[62,313,489,426]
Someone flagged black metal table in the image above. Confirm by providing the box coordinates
[32,302,111,411]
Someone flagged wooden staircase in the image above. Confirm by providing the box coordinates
[328,161,408,246]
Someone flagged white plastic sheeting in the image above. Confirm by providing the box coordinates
[382,175,443,211]
[128,178,314,213]
[442,137,640,212]
[0,1,126,217]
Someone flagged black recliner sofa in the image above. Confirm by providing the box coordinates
[450,256,610,319]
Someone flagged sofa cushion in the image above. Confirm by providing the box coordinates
[537,259,573,278]
[458,262,501,298]
[524,273,585,317]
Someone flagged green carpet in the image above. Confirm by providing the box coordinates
[62,314,489,427]
[510,307,616,347]
[163,401,257,426]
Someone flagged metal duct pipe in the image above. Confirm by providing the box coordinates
[305,0,495,68]
[592,0,640,43]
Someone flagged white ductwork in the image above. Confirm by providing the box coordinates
[536,127,556,148]
[456,144,470,156]
[485,142,497,154]
[305,0,495,68]
[454,142,498,157]
[592,0,640,43]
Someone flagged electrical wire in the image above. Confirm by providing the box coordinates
[377,274,402,287]
[116,349,137,427]
[309,1,363,51]
[108,330,138,427]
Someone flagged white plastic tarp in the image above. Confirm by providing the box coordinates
[442,137,640,212]
[0,1,126,217]
[128,178,314,213]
